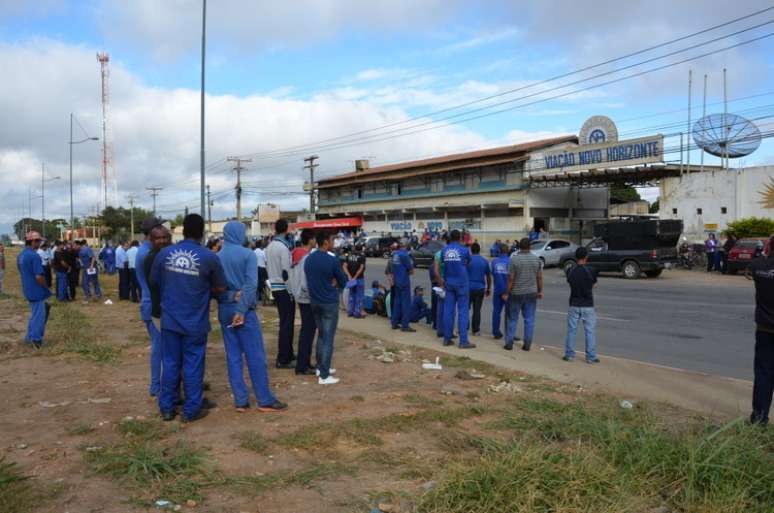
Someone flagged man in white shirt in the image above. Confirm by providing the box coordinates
[254,240,267,302]
[37,241,53,288]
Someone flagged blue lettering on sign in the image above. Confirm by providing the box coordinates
[543,138,661,170]
[544,151,576,169]
[390,222,412,231]
[427,222,444,231]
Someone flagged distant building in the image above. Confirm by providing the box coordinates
[659,165,774,239]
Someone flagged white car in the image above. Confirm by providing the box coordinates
[529,239,578,267]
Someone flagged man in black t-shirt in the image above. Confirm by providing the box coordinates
[563,247,600,363]
[344,244,366,318]
[748,236,774,425]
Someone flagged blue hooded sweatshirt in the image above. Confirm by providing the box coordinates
[217,221,257,314]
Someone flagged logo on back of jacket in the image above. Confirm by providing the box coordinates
[165,249,201,276]
[444,247,462,262]
[493,261,508,275]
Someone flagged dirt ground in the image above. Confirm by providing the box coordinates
[0,255,590,513]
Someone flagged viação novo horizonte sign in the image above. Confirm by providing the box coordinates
[538,135,664,174]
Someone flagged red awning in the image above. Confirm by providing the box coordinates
[290,216,363,230]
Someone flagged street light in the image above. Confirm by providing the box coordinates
[69,112,99,231]
[41,165,61,238]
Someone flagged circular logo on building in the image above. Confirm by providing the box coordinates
[579,116,618,145]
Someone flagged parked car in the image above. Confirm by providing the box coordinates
[726,238,770,274]
[529,239,578,268]
[409,239,445,268]
[364,236,399,258]
[560,219,682,279]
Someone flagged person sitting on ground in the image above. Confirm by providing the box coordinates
[364,280,386,315]
[410,286,432,325]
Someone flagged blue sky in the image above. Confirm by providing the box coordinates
[1,0,773,234]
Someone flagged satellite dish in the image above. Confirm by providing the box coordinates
[692,113,761,158]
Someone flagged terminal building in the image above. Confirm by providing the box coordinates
[316,116,668,245]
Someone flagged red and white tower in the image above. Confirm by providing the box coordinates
[97,52,116,210]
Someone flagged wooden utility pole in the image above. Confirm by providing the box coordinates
[227,156,252,220]
[304,155,319,215]
[146,186,163,214]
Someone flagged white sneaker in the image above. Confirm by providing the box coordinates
[318,376,340,385]
[316,368,336,376]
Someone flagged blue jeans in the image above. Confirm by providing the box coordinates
[564,306,597,360]
[492,293,506,337]
[82,270,102,298]
[444,282,470,346]
[146,319,162,396]
[347,279,364,316]
[56,271,69,301]
[219,306,276,407]
[312,303,339,379]
[391,284,411,329]
[159,329,207,419]
[26,300,50,344]
[505,294,537,348]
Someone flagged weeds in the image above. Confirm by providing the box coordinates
[44,304,119,363]
[117,418,169,441]
[67,423,95,436]
[0,457,35,513]
[232,431,269,454]
[228,463,354,496]
[440,355,496,374]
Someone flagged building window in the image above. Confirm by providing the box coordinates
[355,187,363,199]
[672,208,677,215]
[696,208,702,215]
[721,206,727,214]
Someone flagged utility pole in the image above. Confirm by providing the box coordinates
[686,69,692,173]
[41,162,46,237]
[127,194,137,237]
[304,155,319,216]
[227,156,251,219]
[146,186,163,214]
[200,0,207,218]
[206,184,213,234]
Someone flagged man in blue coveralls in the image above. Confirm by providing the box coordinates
[410,286,432,324]
[151,214,226,422]
[136,217,166,397]
[101,242,116,275]
[490,243,510,340]
[17,231,51,347]
[217,220,287,413]
[438,229,475,348]
[79,240,102,302]
[390,240,415,332]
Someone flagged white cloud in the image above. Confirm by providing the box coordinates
[437,26,521,54]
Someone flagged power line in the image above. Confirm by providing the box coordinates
[146,186,163,214]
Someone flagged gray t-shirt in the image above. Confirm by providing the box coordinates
[508,252,542,295]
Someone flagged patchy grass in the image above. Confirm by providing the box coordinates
[228,463,354,496]
[67,423,95,436]
[440,355,497,374]
[232,431,270,454]
[0,457,34,513]
[349,395,365,402]
[84,440,211,503]
[117,418,171,441]
[419,399,774,513]
[44,304,119,363]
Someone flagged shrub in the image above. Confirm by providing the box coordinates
[725,216,774,238]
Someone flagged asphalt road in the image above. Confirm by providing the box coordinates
[362,258,757,381]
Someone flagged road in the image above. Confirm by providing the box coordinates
[362,258,757,381]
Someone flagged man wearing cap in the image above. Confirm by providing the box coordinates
[136,217,164,397]
[216,220,287,412]
[150,214,227,422]
[17,232,52,347]
[410,286,432,325]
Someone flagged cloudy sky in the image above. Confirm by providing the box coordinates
[1,0,773,234]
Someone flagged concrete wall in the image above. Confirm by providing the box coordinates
[659,165,774,238]
[610,201,650,216]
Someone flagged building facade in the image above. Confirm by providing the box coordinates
[659,165,774,239]
[316,136,609,246]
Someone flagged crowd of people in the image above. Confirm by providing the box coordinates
[12,219,774,427]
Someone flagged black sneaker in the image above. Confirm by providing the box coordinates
[401,327,416,333]
[562,355,574,362]
[161,411,176,422]
[391,325,400,330]
[493,334,503,340]
[182,409,209,423]
[442,340,453,347]
[522,344,531,352]
[257,400,288,413]
[203,382,211,391]
[504,344,513,351]
[586,357,600,364]
[201,398,218,410]
[295,368,316,376]
[275,362,294,369]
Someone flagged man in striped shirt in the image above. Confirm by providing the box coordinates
[503,238,543,351]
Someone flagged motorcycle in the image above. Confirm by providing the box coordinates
[678,242,698,270]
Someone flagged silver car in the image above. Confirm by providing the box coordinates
[529,239,578,267]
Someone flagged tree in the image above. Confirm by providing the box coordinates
[100,206,153,239]
[609,184,642,203]
[725,217,774,238]
[13,217,67,241]
[649,198,660,214]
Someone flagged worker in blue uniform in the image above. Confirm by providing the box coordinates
[17,231,51,347]
[217,221,287,413]
[150,214,226,423]
[79,240,102,301]
[490,243,510,339]
[439,229,474,348]
[100,243,116,274]
[410,286,432,324]
[390,241,415,332]
[136,217,167,397]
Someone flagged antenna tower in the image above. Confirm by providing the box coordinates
[97,52,116,211]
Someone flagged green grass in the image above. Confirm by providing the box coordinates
[44,304,119,363]
[439,355,497,374]
[232,431,270,454]
[67,423,95,436]
[0,457,35,513]
[420,399,774,513]
[84,440,211,503]
[117,418,169,441]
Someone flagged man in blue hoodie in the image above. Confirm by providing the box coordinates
[17,231,51,347]
[439,229,475,348]
[150,214,227,423]
[217,221,287,412]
